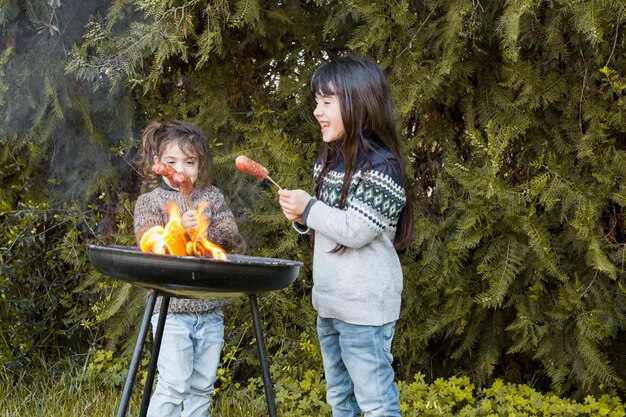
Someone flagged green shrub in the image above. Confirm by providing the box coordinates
[398,373,475,416]
[397,375,626,417]
[214,370,626,416]
[0,198,98,370]
[465,379,626,417]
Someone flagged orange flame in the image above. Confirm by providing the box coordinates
[139,202,227,260]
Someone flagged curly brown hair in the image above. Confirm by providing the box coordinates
[137,121,212,190]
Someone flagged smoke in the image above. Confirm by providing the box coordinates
[1,0,140,207]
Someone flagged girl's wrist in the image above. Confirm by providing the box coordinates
[301,198,317,221]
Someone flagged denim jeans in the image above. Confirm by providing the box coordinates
[316,316,400,417]
[147,310,224,417]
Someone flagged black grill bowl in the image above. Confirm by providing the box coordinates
[88,244,303,298]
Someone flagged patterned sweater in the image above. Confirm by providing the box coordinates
[134,185,241,313]
[295,145,407,326]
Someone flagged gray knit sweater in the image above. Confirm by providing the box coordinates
[134,185,241,313]
[295,146,407,326]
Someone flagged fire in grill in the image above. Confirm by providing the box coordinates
[138,200,228,259]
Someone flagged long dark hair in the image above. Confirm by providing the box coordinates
[137,120,212,190]
[310,56,414,251]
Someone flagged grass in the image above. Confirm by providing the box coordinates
[0,359,267,417]
[1,373,139,416]
[1,376,267,417]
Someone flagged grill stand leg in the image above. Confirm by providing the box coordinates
[116,293,276,417]
[139,295,170,417]
[116,290,157,417]
[249,294,277,417]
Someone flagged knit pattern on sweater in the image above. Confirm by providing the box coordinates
[314,152,406,233]
[315,165,406,230]
[133,185,241,313]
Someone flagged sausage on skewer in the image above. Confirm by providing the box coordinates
[152,162,180,188]
[235,156,269,179]
[173,172,193,195]
[151,162,193,195]
[235,155,282,189]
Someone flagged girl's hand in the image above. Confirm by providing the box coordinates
[278,189,312,221]
[182,209,208,230]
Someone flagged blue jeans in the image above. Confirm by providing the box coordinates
[316,316,400,417]
[147,310,224,417]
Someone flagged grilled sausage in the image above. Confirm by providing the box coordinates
[152,162,193,195]
[173,172,193,195]
[235,155,269,180]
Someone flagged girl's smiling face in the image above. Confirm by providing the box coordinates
[313,91,345,143]
[155,142,200,188]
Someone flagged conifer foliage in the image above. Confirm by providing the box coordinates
[1,0,626,395]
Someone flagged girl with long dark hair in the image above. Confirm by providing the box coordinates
[278,56,413,417]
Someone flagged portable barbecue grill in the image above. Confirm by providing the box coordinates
[88,244,302,417]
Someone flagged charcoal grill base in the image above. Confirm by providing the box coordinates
[117,291,278,417]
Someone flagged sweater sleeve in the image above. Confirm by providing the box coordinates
[306,159,406,248]
[203,188,243,253]
[133,193,167,245]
